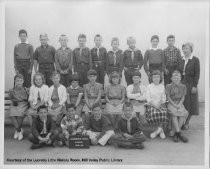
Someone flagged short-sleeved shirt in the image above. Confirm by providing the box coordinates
[166,83,186,102]
[9,87,28,102]
[84,82,103,99]
[105,84,125,100]
[33,45,56,64]
[67,86,83,104]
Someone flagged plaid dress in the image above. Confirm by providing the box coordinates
[145,83,169,125]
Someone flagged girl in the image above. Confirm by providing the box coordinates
[105,71,126,128]
[126,71,146,121]
[106,37,124,76]
[9,74,29,140]
[28,72,48,126]
[145,70,169,139]
[166,70,188,142]
[48,71,67,121]
[83,69,103,121]
[66,73,84,117]
[143,35,164,83]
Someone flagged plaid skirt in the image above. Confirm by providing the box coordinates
[145,104,169,125]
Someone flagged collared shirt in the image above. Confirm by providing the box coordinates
[55,47,73,72]
[106,49,124,74]
[123,48,143,68]
[33,45,56,64]
[73,47,92,67]
[91,46,107,63]
[182,54,193,75]
[66,85,83,104]
[164,46,181,66]
[105,84,126,100]
[166,83,186,102]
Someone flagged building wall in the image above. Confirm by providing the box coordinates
[5,0,209,102]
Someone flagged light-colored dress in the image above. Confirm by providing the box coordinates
[126,83,146,114]
[9,87,29,117]
[27,84,49,116]
[145,83,169,124]
[105,84,125,114]
[166,83,188,117]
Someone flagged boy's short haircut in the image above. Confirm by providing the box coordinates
[37,105,48,113]
[167,35,175,41]
[92,102,102,111]
[51,71,60,78]
[78,34,86,40]
[14,74,24,81]
[39,33,48,39]
[123,101,133,109]
[111,37,119,45]
[151,35,159,42]
[127,36,136,43]
[59,34,68,40]
[66,103,76,110]
[172,70,181,77]
[33,72,46,86]
[19,29,27,36]
[87,69,97,76]
[94,34,102,40]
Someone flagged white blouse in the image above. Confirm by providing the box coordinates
[48,84,67,107]
[126,84,146,101]
[28,84,49,105]
[146,83,166,105]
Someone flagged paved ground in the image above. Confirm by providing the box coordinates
[4,103,205,165]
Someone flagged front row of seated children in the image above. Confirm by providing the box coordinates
[8,68,189,149]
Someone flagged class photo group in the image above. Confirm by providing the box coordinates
[8,28,200,150]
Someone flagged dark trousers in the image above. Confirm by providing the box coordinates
[75,64,89,86]
[16,60,31,87]
[60,72,72,88]
[110,133,146,148]
[28,130,59,145]
[39,63,55,87]
[92,63,105,85]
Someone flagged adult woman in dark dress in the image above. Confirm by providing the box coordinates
[177,42,200,130]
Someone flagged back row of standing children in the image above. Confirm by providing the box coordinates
[14,29,182,88]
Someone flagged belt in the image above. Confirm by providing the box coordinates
[93,60,103,63]
[77,63,88,65]
[39,63,54,65]
[16,59,30,62]
[125,66,139,70]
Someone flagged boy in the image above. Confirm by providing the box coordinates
[106,37,124,76]
[28,105,59,149]
[73,34,92,86]
[123,37,144,85]
[55,34,73,87]
[55,104,84,147]
[110,102,146,149]
[33,33,56,86]
[83,103,115,146]
[91,34,107,85]
[14,29,34,87]
[82,69,103,122]
[143,35,165,83]
[163,35,182,85]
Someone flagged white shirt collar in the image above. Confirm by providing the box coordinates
[182,53,193,61]
[127,47,138,52]
[110,48,119,53]
[19,41,28,44]
[150,47,159,50]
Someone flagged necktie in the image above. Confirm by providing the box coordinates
[79,48,83,56]
[41,119,47,134]
[113,51,117,65]
[131,50,134,61]
[97,48,100,59]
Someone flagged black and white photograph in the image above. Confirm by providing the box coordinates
[0,0,209,168]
